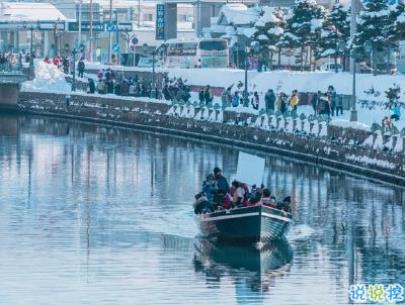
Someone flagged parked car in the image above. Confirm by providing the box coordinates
[319,63,343,72]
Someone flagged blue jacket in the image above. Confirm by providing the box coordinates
[392,105,401,118]
[216,175,229,194]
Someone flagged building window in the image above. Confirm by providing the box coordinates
[143,13,153,22]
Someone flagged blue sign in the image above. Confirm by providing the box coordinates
[67,21,132,32]
[107,22,117,32]
[156,4,165,40]
[112,43,120,52]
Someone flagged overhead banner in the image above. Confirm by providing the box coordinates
[67,21,132,32]
[0,21,65,31]
[156,3,165,40]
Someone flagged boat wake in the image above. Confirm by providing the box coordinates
[286,224,316,241]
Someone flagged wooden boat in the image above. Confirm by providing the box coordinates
[197,204,292,243]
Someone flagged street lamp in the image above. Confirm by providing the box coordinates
[243,42,259,107]
[143,43,157,99]
[243,46,250,107]
[72,48,77,92]
[29,25,34,79]
[350,0,358,122]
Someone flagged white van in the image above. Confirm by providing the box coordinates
[319,63,343,72]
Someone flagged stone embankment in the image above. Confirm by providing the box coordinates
[11,91,405,186]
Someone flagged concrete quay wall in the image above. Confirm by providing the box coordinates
[13,91,405,187]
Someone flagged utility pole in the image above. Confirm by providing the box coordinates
[78,0,82,50]
[138,0,141,27]
[243,46,249,107]
[72,48,77,91]
[151,48,156,98]
[115,10,120,65]
[108,0,113,64]
[29,27,34,79]
[350,0,358,122]
[89,0,93,62]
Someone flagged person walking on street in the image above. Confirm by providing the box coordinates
[335,95,343,116]
[232,92,240,108]
[251,91,259,110]
[77,59,85,78]
[318,94,331,119]
[311,91,321,116]
[265,89,276,113]
[327,85,336,116]
[204,85,213,106]
[276,92,287,114]
[288,90,299,115]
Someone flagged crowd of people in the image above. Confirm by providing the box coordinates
[162,77,191,102]
[0,52,28,72]
[310,85,343,118]
[193,167,291,214]
[219,82,300,114]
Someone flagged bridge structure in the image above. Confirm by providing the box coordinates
[0,69,28,111]
[158,0,257,39]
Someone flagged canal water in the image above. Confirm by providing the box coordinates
[0,115,404,305]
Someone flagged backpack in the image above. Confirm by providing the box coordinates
[232,95,239,107]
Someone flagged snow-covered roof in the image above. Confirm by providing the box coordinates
[217,4,260,26]
[0,2,67,21]
[255,7,281,28]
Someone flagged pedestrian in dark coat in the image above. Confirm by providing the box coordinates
[88,78,95,94]
[265,89,276,112]
[77,59,85,78]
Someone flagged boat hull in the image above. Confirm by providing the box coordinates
[198,205,292,243]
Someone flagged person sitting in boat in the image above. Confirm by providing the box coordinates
[212,167,230,207]
[248,184,264,205]
[231,180,247,208]
[213,167,229,194]
[277,196,292,213]
[193,192,213,214]
[202,173,217,203]
[260,189,277,208]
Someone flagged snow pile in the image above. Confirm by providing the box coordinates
[218,4,260,26]
[329,119,370,131]
[345,154,396,169]
[22,61,70,93]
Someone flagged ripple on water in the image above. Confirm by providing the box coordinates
[0,115,404,305]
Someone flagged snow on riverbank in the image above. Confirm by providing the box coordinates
[84,62,405,102]
[22,60,70,93]
[22,61,405,131]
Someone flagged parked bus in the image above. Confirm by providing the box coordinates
[161,38,229,69]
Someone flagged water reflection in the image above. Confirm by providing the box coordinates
[0,114,404,305]
[194,238,293,297]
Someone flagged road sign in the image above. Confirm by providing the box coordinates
[112,43,120,52]
[107,22,117,32]
[130,35,139,46]
[156,4,165,40]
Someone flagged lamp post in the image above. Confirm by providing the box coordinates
[29,26,34,78]
[151,48,156,98]
[243,46,249,107]
[115,10,120,65]
[78,0,82,50]
[350,0,358,122]
[72,48,77,92]
[143,43,157,98]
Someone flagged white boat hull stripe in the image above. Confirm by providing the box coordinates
[200,212,292,223]
[200,212,259,222]
[262,212,292,223]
